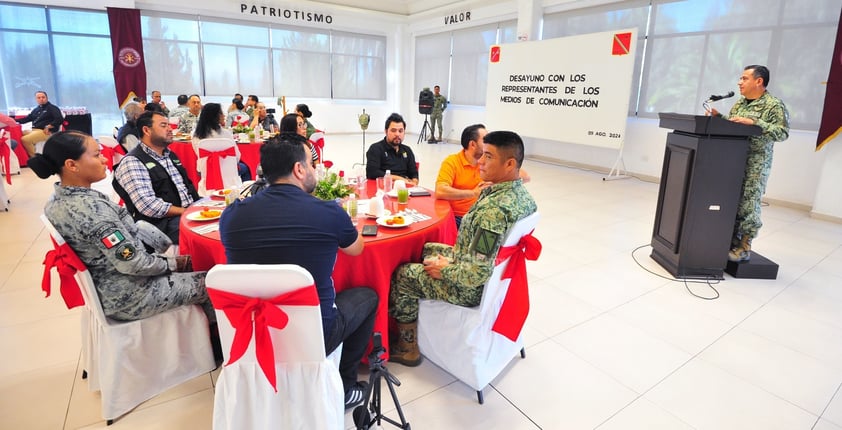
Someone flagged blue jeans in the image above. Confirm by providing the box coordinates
[324,286,378,392]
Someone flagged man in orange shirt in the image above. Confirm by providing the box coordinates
[435,124,529,228]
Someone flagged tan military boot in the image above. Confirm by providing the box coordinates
[390,321,422,367]
[728,236,752,262]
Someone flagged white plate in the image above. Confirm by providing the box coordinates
[186,210,222,222]
[212,189,234,198]
[376,215,413,228]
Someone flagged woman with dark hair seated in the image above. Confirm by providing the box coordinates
[280,113,318,165]
[29,131,215,323]
[295,103,317,139]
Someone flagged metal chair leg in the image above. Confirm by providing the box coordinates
[520,347,526,358]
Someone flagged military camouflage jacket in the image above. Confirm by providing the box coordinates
[432,94,448,115]
[725,91,789,149]
[45,184,177,313]
[442,178,536,288]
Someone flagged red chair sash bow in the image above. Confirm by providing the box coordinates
[198,146,237,191]
[0,132,11,185]
[491,230,542,341]
[42,238,86,309]
[99,143,126,171]
[207,285,320,392]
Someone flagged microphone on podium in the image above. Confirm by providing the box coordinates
[707,91,735,102]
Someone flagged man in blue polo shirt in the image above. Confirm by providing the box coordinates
[219,136,378,410]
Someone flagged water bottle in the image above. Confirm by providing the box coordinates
[384,169,393,193]
[346,193,358,226]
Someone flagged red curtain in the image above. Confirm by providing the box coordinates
[107,8,147,108]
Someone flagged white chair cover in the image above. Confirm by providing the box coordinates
[194,137,241,196]
[40,214,216,422]
[97,135,125,166]
[1,129,21,177]
[418,212,541,398]
[206,264,344,430]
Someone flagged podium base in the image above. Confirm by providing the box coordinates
[724,251,778,279]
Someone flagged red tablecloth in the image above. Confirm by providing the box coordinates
[179,181,457,359]
[168,140,263,186]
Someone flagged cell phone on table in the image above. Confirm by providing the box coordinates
[361,224,378,236]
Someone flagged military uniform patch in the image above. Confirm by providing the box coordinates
[115,243,136,261]
[101,230,125,249]
[471,228,500,258]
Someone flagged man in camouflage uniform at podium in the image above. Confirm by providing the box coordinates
[388,131,536,366]
[711,65,789,262]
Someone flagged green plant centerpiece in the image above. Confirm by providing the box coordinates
[313,169,355,201]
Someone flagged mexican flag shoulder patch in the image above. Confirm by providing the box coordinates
[101,230,125,249]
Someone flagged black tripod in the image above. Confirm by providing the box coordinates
[416,114,433,145]
[353,333,410,430]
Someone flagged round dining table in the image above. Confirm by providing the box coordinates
[179,180,458,359]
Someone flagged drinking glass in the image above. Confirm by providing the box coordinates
[397,188,409,204]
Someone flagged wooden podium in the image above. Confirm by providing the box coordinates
[650,113,761,279]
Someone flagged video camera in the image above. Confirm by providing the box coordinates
[418,88,433,115]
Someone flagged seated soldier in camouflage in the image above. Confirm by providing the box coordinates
[29,131,214,323]
[389,130,537,366]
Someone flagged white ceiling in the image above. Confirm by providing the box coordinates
[310,0,506,16]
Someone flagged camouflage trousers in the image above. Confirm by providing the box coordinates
[389,242,483,323]
[733,142,773,243]
[103,271,215,324]
[430,112,443,138]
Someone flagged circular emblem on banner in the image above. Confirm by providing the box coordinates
[118,47,142,68]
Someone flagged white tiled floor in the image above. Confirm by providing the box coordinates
[2,133,841,429]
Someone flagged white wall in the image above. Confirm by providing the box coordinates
[17,0,840,219]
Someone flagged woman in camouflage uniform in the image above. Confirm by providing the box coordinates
[29,131,214,322]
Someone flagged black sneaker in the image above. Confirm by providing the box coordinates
[344,381,368,410]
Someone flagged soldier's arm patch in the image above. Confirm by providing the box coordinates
[471,227,501,257]
[115,243,137,261]
[100,230,125,249]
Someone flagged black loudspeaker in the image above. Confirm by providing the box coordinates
[418,88,434,115]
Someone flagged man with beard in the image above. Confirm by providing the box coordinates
[113,111,199,244]
[219,136,378,410]
[365,113,419,185]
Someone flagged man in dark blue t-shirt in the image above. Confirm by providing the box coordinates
[219,136,378,410]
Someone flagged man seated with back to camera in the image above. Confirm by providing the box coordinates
[116,101,144,152]
[113,111,200,245]
[389,130,537,366]
[365,113,419,185]
[219,136,378,410]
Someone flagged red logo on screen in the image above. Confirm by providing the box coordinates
[490,46,501,63]
[612,33,631,56]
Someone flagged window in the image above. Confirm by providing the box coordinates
[638,0,841,129]
[331,31,387,100]
[414,20,515,107]
[0,3,119,135]
[271,27,330,98]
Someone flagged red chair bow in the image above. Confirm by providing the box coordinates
[0,131,11,185]
[491,230,542,341]
[100,143,126,171]
[42,238,86,309]
[207,285,320,392]
[198,147,237,191]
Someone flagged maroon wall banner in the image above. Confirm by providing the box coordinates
[817,8,842,150]
[107,7,147,109]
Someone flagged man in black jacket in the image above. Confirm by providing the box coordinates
[113,111,199,244]
[17,91,63,157]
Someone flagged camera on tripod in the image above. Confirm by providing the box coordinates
[266,107,276,119]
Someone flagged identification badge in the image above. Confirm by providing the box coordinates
[115,243,136,261]
[471,227,501,258]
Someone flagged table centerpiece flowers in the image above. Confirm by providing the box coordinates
[313,168,355,202]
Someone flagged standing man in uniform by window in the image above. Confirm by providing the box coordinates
[429,85,448,143]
